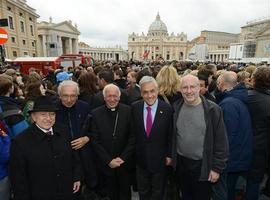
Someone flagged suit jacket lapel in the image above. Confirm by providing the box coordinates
[137,101,146,135]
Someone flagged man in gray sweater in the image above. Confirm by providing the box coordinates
[172,74,229,200]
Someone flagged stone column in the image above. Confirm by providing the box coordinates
[42,35,47,57]
[119,52,122,60]
[58,36,63,55]
[69,38,72,54]
[73,39,78,54]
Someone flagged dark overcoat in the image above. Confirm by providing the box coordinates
[56,99,98,187]
[9,124,81,200]
[248,89,270,178]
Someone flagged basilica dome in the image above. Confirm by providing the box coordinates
[148,13,168,36]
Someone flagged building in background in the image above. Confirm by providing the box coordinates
[128,13,190,61]
[37,17,80,57]
[229,43,244,61]
[79,42,128,61]
[188,43,209,62]
[190,30,239,62]
[229,17,270,63]
[0,0,39,59]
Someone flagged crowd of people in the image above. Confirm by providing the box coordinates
[0,60,270,200]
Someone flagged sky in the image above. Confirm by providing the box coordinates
[27,0,270,49]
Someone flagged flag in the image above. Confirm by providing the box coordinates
[143,49,150,59]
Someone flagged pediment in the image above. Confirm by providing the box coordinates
[52,21,80,35]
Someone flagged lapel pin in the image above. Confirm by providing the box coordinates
[160,111,163,114]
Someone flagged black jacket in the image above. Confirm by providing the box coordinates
[172,96,229,181]
[56,100,90,139]
[55,99,98,187]
[9,124,81,200]
[248,89,270,178]
[91,104,135,176]
[132,99,173,173]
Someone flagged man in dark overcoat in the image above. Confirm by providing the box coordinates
[56,80,97,189]
[246,66,270,200]
[91,84,135,200]
[9,96,81,200]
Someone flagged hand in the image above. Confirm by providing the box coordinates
[73,181,81,193]
[71,136,89,150]
[108,159,121,168]
[115,157,125,165]
[165,157,172,166]
[0,130,8,137]
[208,170,220,183]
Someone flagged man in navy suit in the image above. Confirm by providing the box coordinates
[131,76,173,200]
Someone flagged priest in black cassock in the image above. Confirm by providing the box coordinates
[91,84,135,200]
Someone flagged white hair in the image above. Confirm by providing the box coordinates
[139,76,158,89]
[58,80,80,96]
[102,84,121,97]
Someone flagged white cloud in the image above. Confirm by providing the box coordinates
[28,0,270,48]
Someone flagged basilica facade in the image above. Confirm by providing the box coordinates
[128,13,190,61]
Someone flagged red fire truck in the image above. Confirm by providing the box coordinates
[10,54,94,75]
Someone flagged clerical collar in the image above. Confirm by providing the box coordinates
[35,124,53,135]
[106,105,119,112]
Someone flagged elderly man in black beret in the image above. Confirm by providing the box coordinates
[9,96,81,200]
